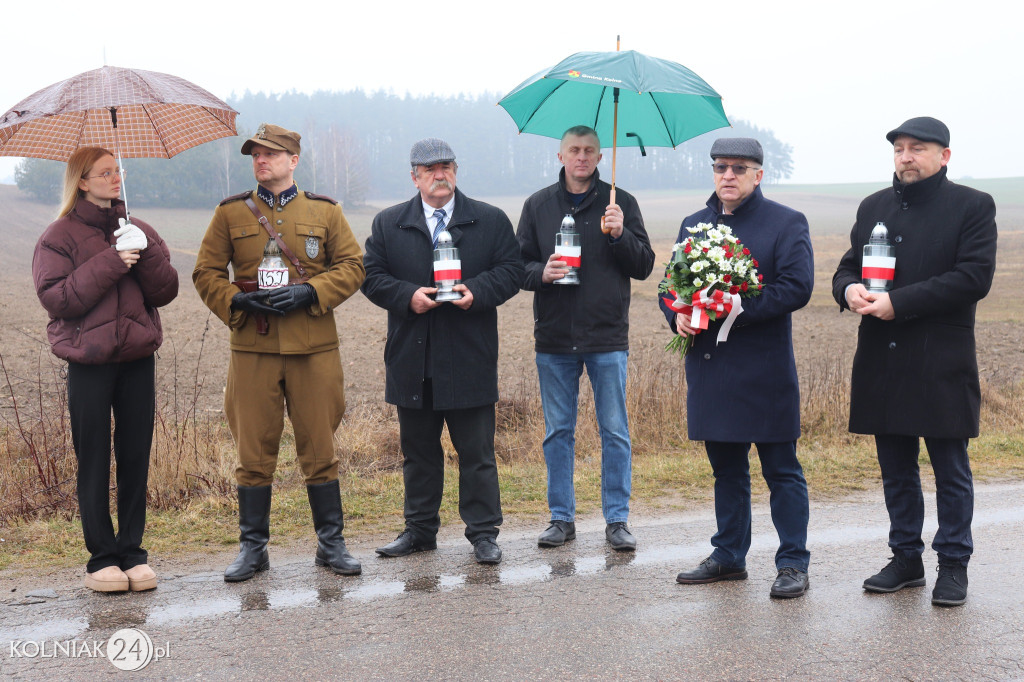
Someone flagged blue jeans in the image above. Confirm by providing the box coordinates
[705,441,810,572]
[536,351,632,524]
[875,435,973,566]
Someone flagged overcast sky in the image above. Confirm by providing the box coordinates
[1,0,1019,186]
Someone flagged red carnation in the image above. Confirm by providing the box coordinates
[730,285,740,295]
[741,281,748,292]
[723,274,731,283]
[683,243,692,253]
[702,247,709,253]
[757,273,764,282]
[753,259,759,267]
[742,247,750,255]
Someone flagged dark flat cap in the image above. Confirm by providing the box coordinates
[886,117,949,146]
[241,123,301,156]
[410,138,456,167]
[710,137,763,165]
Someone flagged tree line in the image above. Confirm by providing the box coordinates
[15,89,793,208]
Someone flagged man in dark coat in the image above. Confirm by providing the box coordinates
[661,137,814,598]
[517,125,654,552]
[832,117,997,607]
[362,138,523,565]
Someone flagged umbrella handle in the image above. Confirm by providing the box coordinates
[601,88,620,234]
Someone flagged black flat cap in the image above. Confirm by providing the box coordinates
[710,137,763,165]
[886,117,950,146]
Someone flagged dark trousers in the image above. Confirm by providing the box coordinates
[396,387,502,544]
[705,440,810,571]
[68,355,155,573]
[875,435,973,565]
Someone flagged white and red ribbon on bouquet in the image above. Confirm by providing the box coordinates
[661,287,744,345]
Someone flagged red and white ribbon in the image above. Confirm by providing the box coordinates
[433,258,462,282]
[862,254,895,281]
[559,245,581,268]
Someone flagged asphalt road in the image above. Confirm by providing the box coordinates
[2,482,1024,680]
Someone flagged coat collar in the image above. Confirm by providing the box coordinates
[71,197,127,232]
[398,188,478,243]
[557,167,601,211]
[891,165,947,205]
[705,184,765,217]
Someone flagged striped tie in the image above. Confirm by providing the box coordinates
[432,208,447,247]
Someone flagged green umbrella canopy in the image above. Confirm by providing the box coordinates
[498,50,730,149]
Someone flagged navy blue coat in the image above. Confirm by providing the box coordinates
[660,186,813,442]
[831,168,996,438]
[361,189,523,410]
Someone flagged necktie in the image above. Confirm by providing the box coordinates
[432,208,447,247]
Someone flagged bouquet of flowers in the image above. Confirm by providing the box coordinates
[658,222,763,356]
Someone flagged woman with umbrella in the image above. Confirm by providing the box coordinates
[32,147,178,592]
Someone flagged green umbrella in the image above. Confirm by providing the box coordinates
[498,48,730,228]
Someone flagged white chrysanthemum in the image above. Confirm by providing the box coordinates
[693,277,703,287]
[707,228,723,242]
[724,233,739,244]
[707,246,727,262]
[685,225,702,234]
[719,260,733,273]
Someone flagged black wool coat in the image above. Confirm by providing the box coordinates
[361,188,523,410]
[831,167,997,438]
[660,186,814,443]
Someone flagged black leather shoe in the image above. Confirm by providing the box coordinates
[307,481,361,576]
[770,567,809,598]
[932,561,968,607]
[473,537,502,565]
[224,485,272,583]
[863,551,925,593]
[538,521,576,547]
[605,522,637,551]
[676,556,748,584]
[375,530,437,558]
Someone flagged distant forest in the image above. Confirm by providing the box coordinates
[15,90,793,209]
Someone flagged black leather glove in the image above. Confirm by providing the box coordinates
[231,291,283,316]
[266,283,316,313]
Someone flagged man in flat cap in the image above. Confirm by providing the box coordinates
[194,123,365,581]
[661,137,814,598]
[517,125,654,553]
[362,138,522,564]
[832,117,997,606]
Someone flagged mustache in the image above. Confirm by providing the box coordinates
[430,179,452,191]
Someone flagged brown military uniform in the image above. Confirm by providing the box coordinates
[193,189,364,486]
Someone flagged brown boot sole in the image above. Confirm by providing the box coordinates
[84,575,129,592]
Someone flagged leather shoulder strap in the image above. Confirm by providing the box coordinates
[243,197,308,278]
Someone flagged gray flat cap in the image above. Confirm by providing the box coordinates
[710,137,763,164]
[410,138,456,167]
[886,116,949,147]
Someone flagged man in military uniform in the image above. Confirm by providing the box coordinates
[193,123,365,581]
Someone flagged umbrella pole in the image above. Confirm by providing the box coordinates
[108,107,130,220]
[602,88,619,234]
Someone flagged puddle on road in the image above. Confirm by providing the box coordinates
[5,502,1022,638]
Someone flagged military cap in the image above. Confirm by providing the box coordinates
[886,116,950,147]
[410,138,456,167]
[241,123,301,156]
[710,137,764,165]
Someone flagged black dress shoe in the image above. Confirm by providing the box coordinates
[676,556,748,584]
[473,537,502,564]
[375,531,437,558]
[770,567,809,598]
[606,522,637,551]
[538,520,576,547]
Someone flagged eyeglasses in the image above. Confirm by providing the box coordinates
[712,163,760,176]
[83,169,123,182]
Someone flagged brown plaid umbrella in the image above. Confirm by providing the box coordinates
[0,65,238,161]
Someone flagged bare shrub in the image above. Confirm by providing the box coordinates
[335,401,403,474]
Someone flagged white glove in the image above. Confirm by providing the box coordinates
[114,218,148,252]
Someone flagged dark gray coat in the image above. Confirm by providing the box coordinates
[660,187,814,443]
[517,168,654,354]
[361,189,523,410]
[832,167,997,438]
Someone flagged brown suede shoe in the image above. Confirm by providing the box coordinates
[84,566,129,593]
[124,564,158,592]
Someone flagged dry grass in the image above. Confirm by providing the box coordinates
[2,327,1023,570]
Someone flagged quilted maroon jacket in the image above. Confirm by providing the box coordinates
[32,198,178,364]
